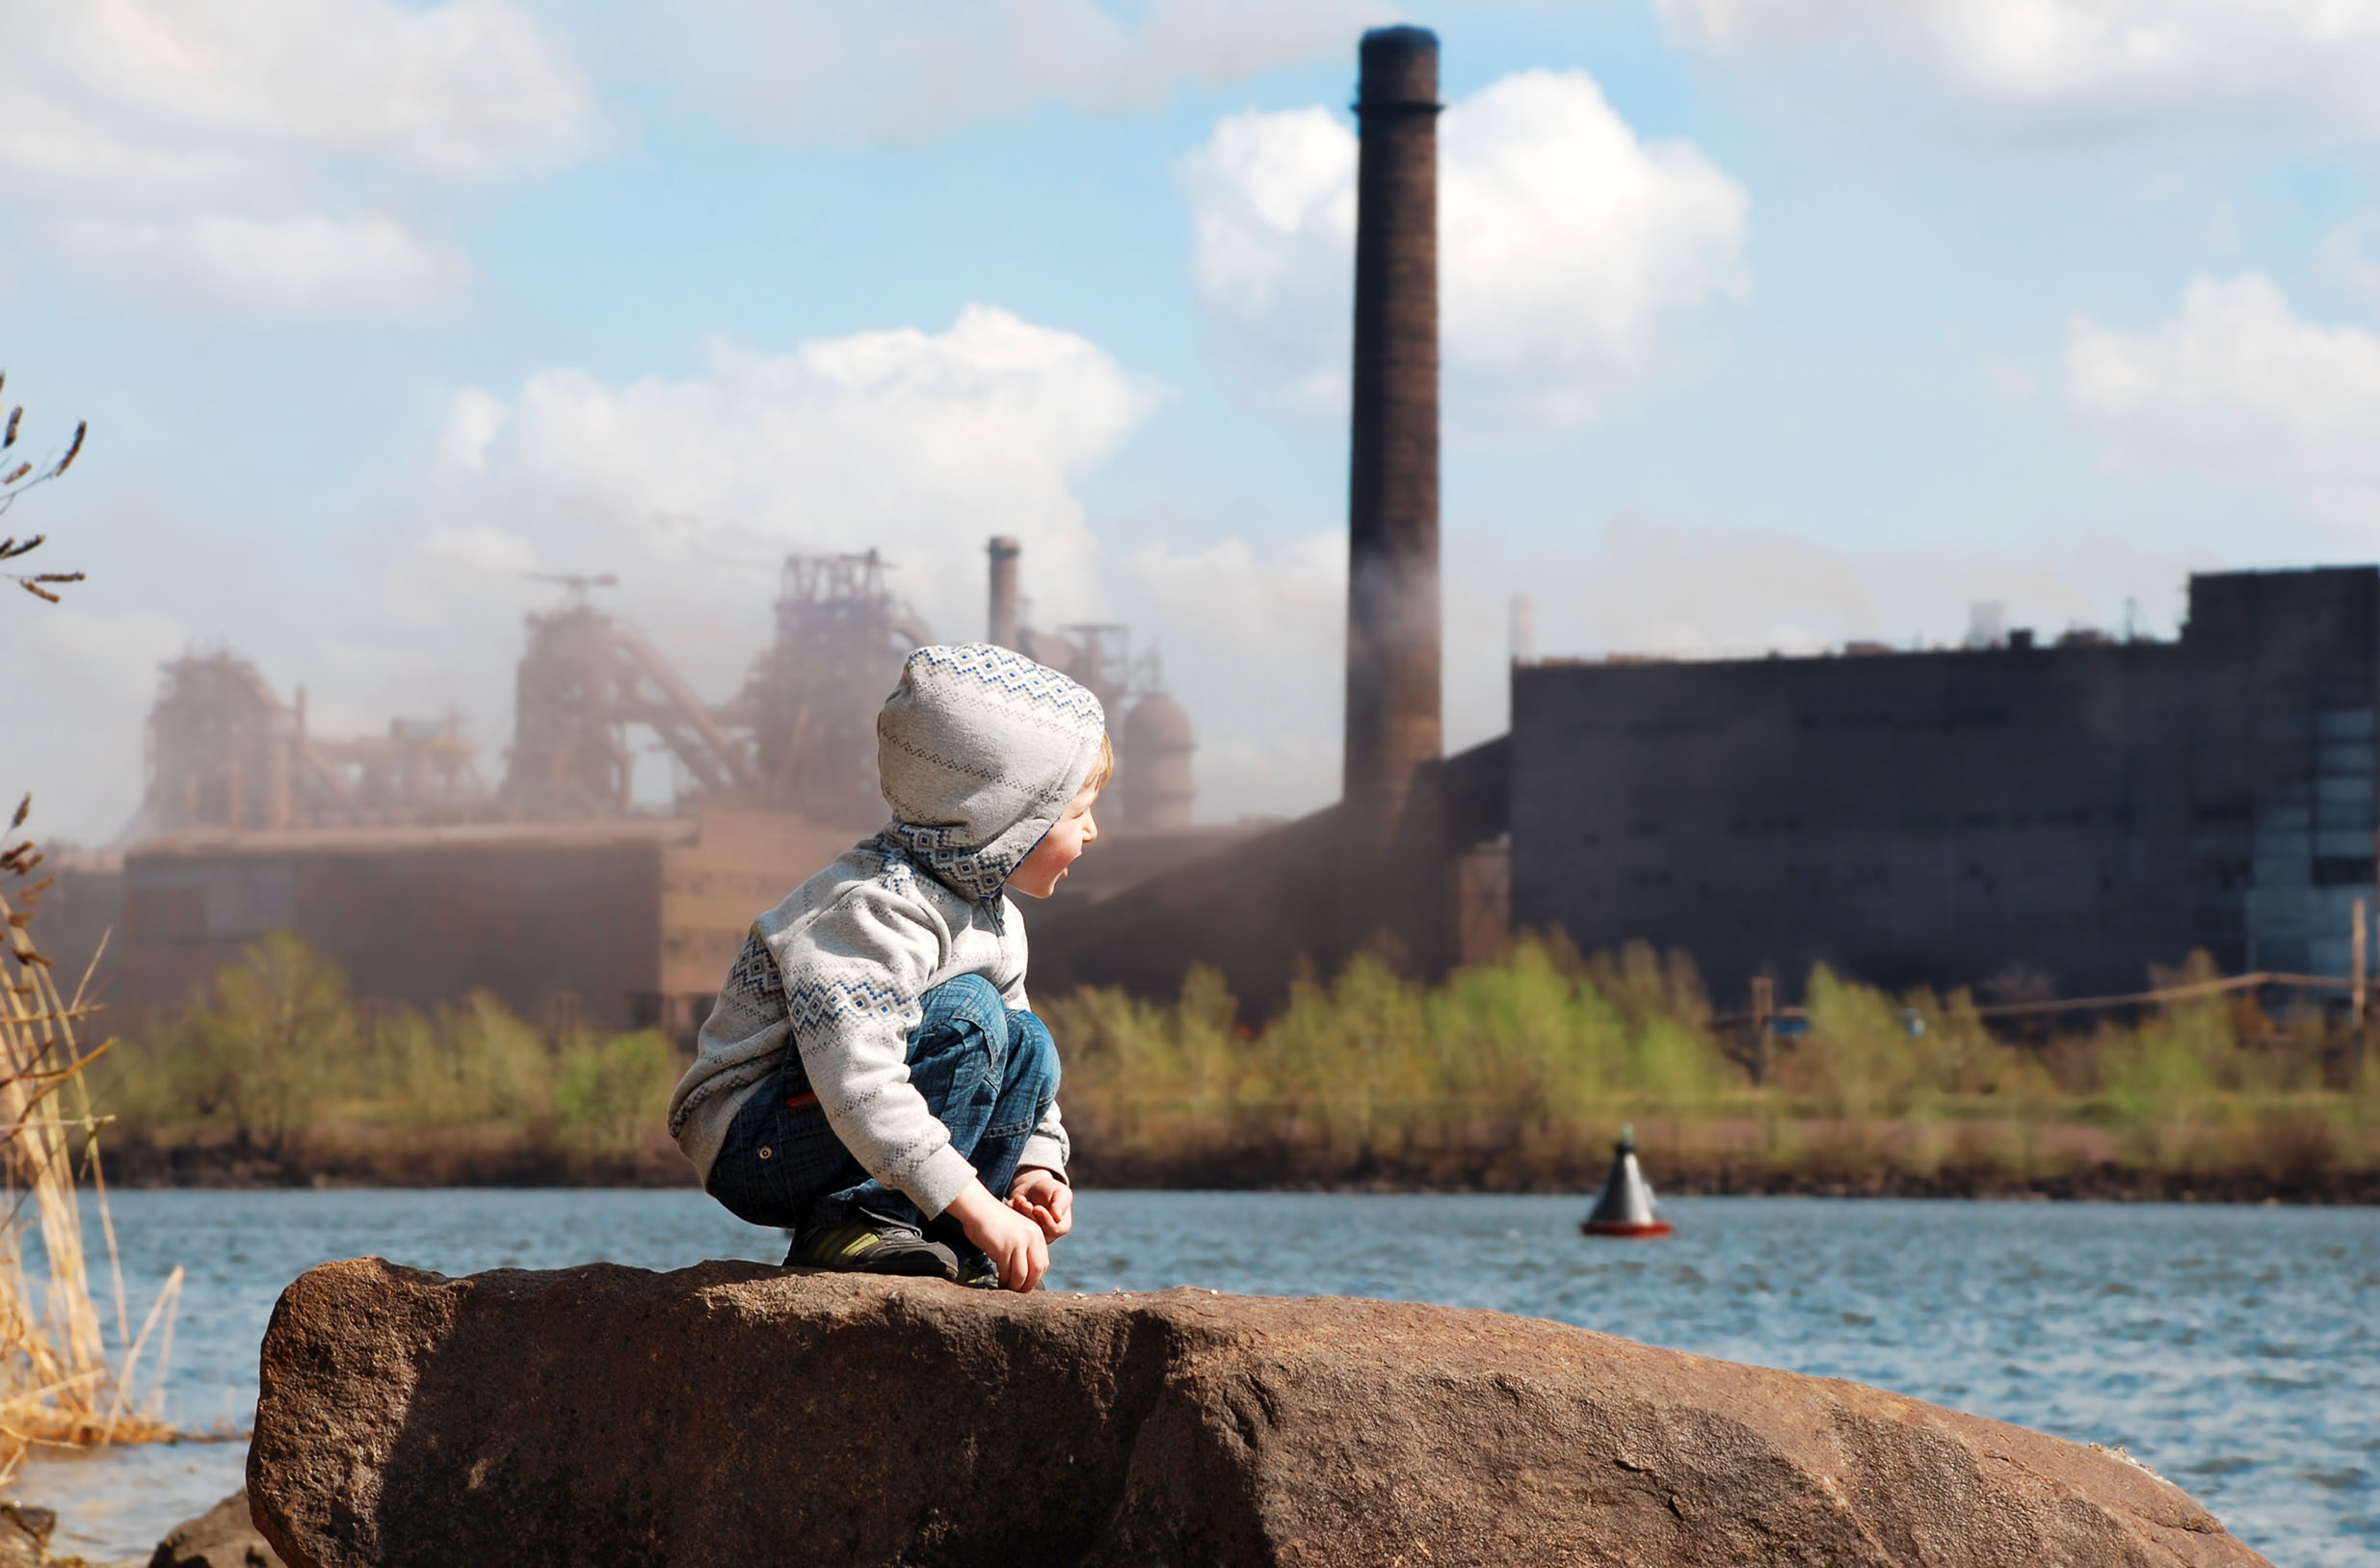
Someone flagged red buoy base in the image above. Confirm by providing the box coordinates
[1579,1220,1673,1238]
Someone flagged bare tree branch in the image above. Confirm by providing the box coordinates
[0,374,86,603]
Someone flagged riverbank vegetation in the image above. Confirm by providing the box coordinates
[1054,937,2380,1200]
[96,931,2380,1200]
[97,932,685,1185]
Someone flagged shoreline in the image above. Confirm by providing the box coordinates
[85,1139,2380,1204]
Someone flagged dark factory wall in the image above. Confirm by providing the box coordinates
[2182,567,2380,979]
[1508,567,2380,1006]
[1510,640,2196,1006]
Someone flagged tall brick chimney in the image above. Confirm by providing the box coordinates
[1342,27,1441,859]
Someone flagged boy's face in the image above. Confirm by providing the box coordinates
[1007,779,1101,900]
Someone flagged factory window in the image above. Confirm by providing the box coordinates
[2313,857,2373,888]
[2315,743,2372,777]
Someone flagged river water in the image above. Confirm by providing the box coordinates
[13,1190,2375,1566]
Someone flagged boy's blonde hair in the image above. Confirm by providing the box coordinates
[1084,732,1116,793]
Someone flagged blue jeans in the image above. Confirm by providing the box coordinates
[705,973,1060,1236]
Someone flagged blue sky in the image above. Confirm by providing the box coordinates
[9,0,2380,843]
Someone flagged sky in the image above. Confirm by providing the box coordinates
[8,0,2380,845]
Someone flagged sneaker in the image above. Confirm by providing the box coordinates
[786,1213,959,1280]
[952,1245,1002,1290]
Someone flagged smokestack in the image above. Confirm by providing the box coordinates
[988,536,1021,650]
[1342,25,1441,841]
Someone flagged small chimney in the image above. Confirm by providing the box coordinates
[987,537,1021,650]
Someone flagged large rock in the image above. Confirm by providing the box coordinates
[148,1491,284,1568]
[250,1259,2268,1568]
[0,1505,54,1568]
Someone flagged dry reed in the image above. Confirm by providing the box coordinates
[0,798,179,1484]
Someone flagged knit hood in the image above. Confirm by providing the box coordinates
[875,643,1108,902]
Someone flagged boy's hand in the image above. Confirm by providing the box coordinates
[1007,1169,1072,1241]
[944,1180,1048,1291]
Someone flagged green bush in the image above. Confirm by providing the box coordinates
[110,932,683,1157]
[556,1030,677,1147]
[169,930,357,1155]
[372,991,556,1126]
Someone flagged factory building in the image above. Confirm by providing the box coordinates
[1509,567,2380,1001]
[117,812,851,1036]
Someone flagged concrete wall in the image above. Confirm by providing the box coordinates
[651,810,857,1037]
[115,811,864,1039]
[1508,568,2380,1003]
[121,821,686,1028]
[25,852,124,1012]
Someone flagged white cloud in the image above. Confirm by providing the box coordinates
[629,0,1383,144]
[436,390,511,474]
[2318,214,2380,310]
[401,305,1154,710]
[62,214,467,315]
[2,0,587,319]
[1178,109,1357,408]
[5,0,589,191]
[2067,274,2380,520]
[1180,70,1749,425]
[1660,0,2380,144]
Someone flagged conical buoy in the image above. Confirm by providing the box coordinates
[1580,1124,1673,1238]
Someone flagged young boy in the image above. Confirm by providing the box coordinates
[668,643,1107,1292]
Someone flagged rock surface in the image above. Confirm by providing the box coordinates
[250,1258,2270,1568]
[148,1492,283,1568]
[0,1504,54,1568]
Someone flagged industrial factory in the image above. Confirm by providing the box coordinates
[70,539,1215,1034]
[54,23,2380,1037]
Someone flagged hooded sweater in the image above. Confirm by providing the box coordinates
[666,643,1106,1217]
